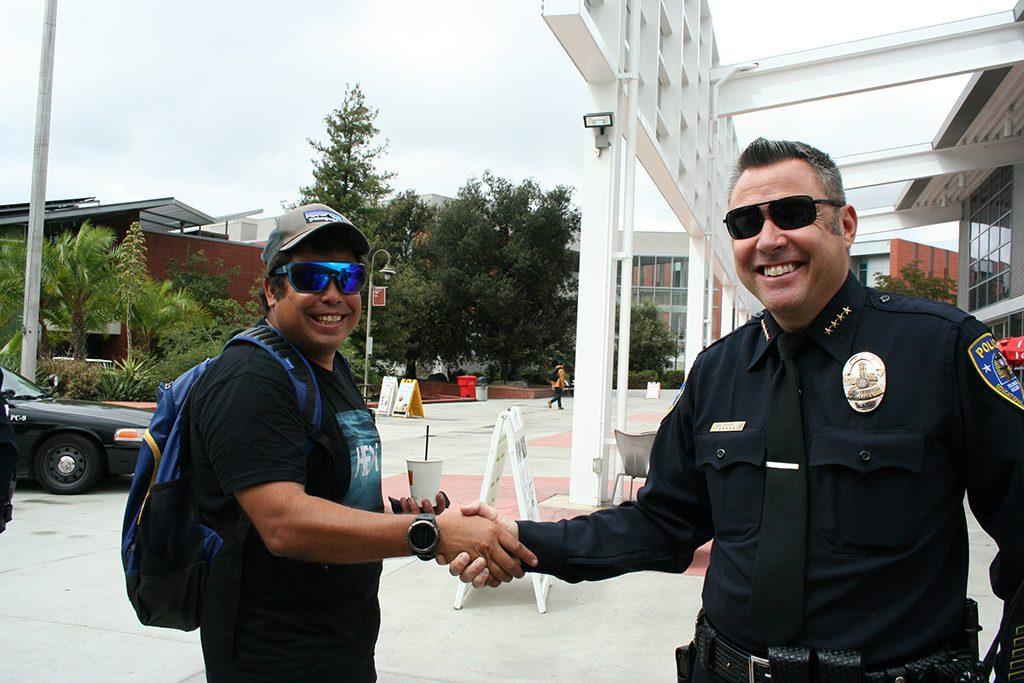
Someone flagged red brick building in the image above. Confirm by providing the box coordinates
[0,197,266,360]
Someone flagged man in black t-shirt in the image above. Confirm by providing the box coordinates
[190,203,537,681]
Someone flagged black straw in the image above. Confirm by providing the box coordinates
[424,425,429,461]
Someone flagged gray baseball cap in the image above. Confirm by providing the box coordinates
[261,203,370,265]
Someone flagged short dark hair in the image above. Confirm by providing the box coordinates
[728,138,846,233]
[258,227,368,314]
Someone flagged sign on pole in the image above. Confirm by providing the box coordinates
[454,406,551,613]
[377,376,399,416]
[371,286,387,307]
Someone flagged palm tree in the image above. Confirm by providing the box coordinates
[45,221,119,359]
[0,236,60,358]
[129,280,211,353]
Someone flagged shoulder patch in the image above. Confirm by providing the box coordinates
[968,332,1024,411]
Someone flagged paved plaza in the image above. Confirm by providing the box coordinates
[1,393,1004,681]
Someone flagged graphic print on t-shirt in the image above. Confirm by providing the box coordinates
[335,409,383,511]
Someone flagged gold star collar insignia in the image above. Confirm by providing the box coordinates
[824,306,851,336]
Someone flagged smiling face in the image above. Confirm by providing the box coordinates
[264,243,362,370]
[730,158,857,332]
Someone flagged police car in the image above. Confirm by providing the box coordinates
[2,366,152,494]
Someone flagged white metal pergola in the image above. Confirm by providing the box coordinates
[542,0,1024,505]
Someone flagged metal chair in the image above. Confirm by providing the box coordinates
[613,429,657,500]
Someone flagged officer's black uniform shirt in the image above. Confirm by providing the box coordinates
[518,273,1024,667]
[0,379,18,531]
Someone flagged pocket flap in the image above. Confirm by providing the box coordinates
[694,428,766,470]
[810,428,923,473]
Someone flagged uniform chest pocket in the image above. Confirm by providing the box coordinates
[809,428,924,554]
[694,429,765,542]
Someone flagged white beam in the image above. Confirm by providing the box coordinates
[857,205,962,236]
[543,2,617,84]
[636,114,704,238]
[714,12,1024,117]
[838,137,1024,189]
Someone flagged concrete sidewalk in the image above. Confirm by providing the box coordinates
[0,393,1004,681]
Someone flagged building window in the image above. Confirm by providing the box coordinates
[618,255,689,363]
[968,166,1013,311]
[857,260,868,284]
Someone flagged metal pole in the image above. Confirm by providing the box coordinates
[362,249,391,397]
[612,0,643,504]
[21,0,58,380]
[363,251,378,397]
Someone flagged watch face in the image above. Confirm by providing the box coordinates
[409,521,436,551]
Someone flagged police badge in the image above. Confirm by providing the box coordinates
[842,352,886,413]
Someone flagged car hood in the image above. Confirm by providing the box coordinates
[19,398,153,427]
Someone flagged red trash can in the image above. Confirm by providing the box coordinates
[457,375,477,398]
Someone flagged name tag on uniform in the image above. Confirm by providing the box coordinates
[710,421,745,432]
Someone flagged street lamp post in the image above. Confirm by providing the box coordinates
[363,249,395,398]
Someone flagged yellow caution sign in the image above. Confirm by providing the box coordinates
[392,379,425,418]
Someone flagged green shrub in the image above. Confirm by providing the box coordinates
[97,355,158,402]
[662,369,685,388]
[37,359,104,400]
[632,370,660,389]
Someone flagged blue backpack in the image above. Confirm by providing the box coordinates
[120,324,334,631]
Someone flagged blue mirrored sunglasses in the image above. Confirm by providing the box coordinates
[271,261,367,294]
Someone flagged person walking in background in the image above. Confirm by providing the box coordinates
[547,363,566,410]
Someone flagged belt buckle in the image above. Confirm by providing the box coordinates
[748,654,771,683]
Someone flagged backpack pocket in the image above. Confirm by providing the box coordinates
[126,476,222,631]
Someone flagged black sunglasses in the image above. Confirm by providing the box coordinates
[271,261,367,294]
[723,195,844,240]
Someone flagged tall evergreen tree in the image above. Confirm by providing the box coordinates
[296,83,395,227]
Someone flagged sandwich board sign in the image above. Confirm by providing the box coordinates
[454,406,551,613]
[377,376,399,416]
[392,379,424,418]
[645,381,662,399]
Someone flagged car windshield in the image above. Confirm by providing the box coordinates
[1,367,46,399]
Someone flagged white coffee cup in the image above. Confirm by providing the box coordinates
[407,458,444,502]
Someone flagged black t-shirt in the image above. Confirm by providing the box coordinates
[189,343,384,680]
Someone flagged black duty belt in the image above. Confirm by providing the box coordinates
[694,616,979,683]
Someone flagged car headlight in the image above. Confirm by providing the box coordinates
[114,428,144,443]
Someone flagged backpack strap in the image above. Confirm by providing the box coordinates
[227,325,322,430]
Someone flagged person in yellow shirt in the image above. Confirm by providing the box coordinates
[547,364,566,410]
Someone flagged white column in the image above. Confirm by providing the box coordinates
[568,81,621,506]
[720,283,736,335]
[685,234,707,372]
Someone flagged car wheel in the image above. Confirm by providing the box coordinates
[34,433,105,495]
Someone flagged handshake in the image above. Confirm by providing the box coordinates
[396,495,535,588]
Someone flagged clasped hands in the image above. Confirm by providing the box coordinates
[397,496,533,588]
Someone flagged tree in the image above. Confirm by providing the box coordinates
[874,260,957,303]
[414,173,580,379]
[165,250,240,310]
[113,221,148,358]
[45,221,119,359]
[296,83,394,227]
[616,301,677,374]
[129,279,211,353]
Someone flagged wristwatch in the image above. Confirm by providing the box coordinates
[407,512,440,561]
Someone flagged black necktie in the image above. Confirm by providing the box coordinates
[749,331,807,645]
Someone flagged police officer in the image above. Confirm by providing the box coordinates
[452,138,1024,680]
[0,374,19,533]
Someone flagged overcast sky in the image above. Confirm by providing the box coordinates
[2,1,1013,249]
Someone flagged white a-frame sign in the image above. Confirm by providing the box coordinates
[454,406,551,613]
